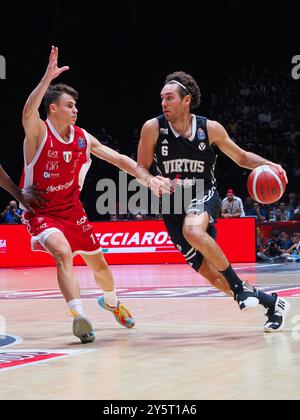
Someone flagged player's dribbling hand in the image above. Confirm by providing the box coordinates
[269,163,288,184]
[148,176,174,197]
[44,45,69,81]
[20,184,48,213]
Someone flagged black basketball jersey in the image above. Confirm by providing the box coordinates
[154,114,218,192]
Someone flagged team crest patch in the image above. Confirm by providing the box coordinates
[197,128,206,141]
[77,137,86,148]
[63,151,72,163]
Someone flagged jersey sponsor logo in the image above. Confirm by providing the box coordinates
[176,177,196,187]
[47,150,59,158]
[77,137,86,148]
[43,171,51,179]
[160,128,168,135]
[162,139,168,144]
[197,128,206,141]
[198,143,206,151]
[46,179,74,192]
[46,160,59,171]
[63,151,72,163]
[76,215,88,225]
[162,159,205,174]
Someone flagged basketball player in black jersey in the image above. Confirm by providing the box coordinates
[136,71,290,332]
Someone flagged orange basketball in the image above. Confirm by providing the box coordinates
[247,165,286,204]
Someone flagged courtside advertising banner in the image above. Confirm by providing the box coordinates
[0,218,256,267]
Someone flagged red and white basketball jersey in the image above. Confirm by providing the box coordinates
[20,119,92,216]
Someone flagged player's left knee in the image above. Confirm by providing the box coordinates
[183,225,207,248]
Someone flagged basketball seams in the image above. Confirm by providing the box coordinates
[262,165,284,198]
[248,164,285,204]
[252,166,263,203]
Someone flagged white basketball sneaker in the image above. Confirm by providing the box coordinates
[236,281,259,310]
[264,293,291,333]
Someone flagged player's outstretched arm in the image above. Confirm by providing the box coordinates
[90,135,137,178]
[207,119,287,183]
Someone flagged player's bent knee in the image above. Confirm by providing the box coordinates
[182,225,207,248]
[51,245,73,265]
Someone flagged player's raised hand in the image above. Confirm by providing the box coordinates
[44,45,69,81]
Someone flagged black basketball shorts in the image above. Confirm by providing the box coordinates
[163,190,222,272]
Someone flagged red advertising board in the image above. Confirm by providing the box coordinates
[0,218,256,267]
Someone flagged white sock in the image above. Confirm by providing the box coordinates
[67,299,85,317]
[103,290,118,308]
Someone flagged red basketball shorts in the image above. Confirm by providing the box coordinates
[22,207,102,256]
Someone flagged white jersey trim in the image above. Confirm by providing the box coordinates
[31,227,64,252]
[78,129,92,191]
[20,126,48,211]
[23,124,48,168]
[31,227,103,255]
[46,119,75,144]
[169,114,197,141]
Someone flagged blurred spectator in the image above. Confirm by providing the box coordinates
[0,200,23,224]
[221,189,243,218]
[274,202,290,222]
[260,230,285,258]
[286,192,299,220]
[292,160,300,177]
[247,201,267,222]
[286,233,300,261]
[244,196,255,216]
[279,231,294,251]
[293,203,300,220]
[256,226,264,253]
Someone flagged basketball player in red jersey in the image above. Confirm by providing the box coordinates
[21,46,137,343]
[137,70,290,333]
[0,164,46,212]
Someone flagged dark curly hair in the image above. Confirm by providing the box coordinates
[43,83,78,115]
[164,71,201,110]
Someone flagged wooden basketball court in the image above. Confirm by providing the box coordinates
[0,262,300,400]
